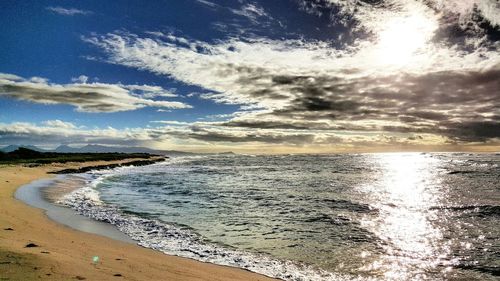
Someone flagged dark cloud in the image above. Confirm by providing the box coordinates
[441,121,500,142]
[190,131,313,144]
[430,2,500,51]
[178,127,317,144]
[209,66,500,144]
[220,119,331,130]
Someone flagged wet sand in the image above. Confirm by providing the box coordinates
[0,160,277,281]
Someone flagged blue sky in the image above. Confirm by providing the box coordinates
[0,0,499,152]
[0,0,248,128]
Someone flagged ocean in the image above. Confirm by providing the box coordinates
[53,153,499,280]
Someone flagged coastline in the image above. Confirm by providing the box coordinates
[0,160,276,281]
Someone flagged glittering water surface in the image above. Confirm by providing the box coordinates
[60,153,499,280]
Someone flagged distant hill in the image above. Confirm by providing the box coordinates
[1,145,48,153]
[216,151,236,155]
[0,147,160,165]
[53,144,75,153]
[53,144,195,156]
[2,144,223,156]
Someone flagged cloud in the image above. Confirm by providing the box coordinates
[46,6,93,16]
[229,3,273,24]
[0,120,433,148]
[71,75,89,83]
[195,1,272,25]
[175,127,318,144]
[0,73,191,113]
[1,1,496,152]
[41,120,77,129]
[1,118,497,153]
[77,0,500,147]
[150,120,191,126]
[295,0,500,51]
[195,0,219,9]
[124,84,177,98]
[426,0,500,28]
[0,120,295,147]
[0,121,149,147]
[84,26,499,141]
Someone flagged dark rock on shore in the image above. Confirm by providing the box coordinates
[49,157,167,174]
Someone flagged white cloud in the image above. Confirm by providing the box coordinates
[195,0,218,9]
[229,3,272,23]
[297,0,500,51]
[429,0,500,27]
[42,120,77,129]
[0,121,150,146]
[195,1,272,24]
[0,73,191,113]
[150,120,191,126]
[124,84,177,98]
[70,75,176,98]
[29,76,49,84]
[84,27,498,103]
[71,75,89,83]
[46,6,93,16]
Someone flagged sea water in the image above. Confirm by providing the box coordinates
[58,153,499,280]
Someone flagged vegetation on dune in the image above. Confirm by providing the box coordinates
[0,147,158,164]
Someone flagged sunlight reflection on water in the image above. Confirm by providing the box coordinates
[360,153,448,280]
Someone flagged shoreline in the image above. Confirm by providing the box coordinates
[0,159,277,281]
[15,176,134,244]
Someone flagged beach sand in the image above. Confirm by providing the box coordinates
[0,160,277,281]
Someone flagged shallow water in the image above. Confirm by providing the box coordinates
[15,176,133,243]
[58,153,499,280]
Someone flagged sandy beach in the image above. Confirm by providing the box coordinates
[0,160,276,281]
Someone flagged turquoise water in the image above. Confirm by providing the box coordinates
[61,153,499,280]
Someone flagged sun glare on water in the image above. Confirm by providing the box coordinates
[360,153,450,280]
[374,14,437,68]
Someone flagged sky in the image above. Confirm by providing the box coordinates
[0,0,499,153]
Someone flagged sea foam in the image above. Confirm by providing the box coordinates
[58,170,367,281]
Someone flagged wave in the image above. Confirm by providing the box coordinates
[453,263,500,277]
[320,199,377,214]
[58,176,369,281]
[446,170,476,175]
[430,205,500,217]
